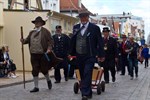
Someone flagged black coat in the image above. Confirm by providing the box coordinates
[103,37,118,60]
[53,34,70,58]
[70,22,105,58]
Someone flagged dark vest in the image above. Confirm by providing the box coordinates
[76,30,88,54]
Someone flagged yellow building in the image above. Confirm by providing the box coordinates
[0,1,78,71]
[0,1,4,45]
[1,0,42,10]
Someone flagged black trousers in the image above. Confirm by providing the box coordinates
[102,59,116,82]
[54,58,68,81]
[144,58,149,67]
[121,55,130,75]
[76,55,96,96]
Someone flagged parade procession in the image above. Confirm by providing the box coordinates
[0,0,150,100]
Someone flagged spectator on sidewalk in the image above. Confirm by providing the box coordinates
[1,46,17,78]
[0,48,7,77]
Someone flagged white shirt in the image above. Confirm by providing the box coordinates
[80,22,89,36]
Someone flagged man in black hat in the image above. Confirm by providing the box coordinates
[101,27,118,83]
[70,9,105,100]
[53,25,70,83]
[120,34,130,75]
[20,16,59,92]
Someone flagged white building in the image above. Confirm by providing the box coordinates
[97,13,144,38]
[41,0,60,12]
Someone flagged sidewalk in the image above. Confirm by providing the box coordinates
[0,69,54,88]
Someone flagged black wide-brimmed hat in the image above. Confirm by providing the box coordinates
[32,16,45,25]
[102,27,110,32]
[78,9,90,18]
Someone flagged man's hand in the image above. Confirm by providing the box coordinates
[46,49,51,54]
[98,57,105,62]
[115,58,118,62]
[20,39,24,43]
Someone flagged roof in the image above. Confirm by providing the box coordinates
[60,0,80,11]
[60,0,93,15]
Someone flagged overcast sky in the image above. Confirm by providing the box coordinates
[82,0,150,38]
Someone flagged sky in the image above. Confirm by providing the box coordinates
[82,0,150,39]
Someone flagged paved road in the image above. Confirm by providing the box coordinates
[0,63,150,100]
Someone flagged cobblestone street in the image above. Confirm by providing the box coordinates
[0,63,150,100]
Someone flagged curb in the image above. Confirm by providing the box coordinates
[0,75,54,88]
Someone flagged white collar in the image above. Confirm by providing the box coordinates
[80,22,89,29]
[33,27,42,32]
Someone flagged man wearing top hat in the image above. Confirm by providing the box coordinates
[70,9,105,100]
[53,25,70,83]
[101,27,118,83]
[20,16,62,92]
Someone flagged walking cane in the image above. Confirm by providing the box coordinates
[21,26,26,89]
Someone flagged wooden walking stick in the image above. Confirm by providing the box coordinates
[21,26,26,89]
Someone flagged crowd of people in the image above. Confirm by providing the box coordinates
[0,10,150,100]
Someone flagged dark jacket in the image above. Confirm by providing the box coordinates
[53,34,70,58]
[128,42,139,58]
[70,22,105,58]
[142,48,149,58]
[103,37,118,60]
[0,49,4,63]
[120,41,130,56]
[23,27,53,53]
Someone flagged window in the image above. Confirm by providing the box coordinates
[24,0,29,10]
[51,18,60,35]
[8,0,12,9]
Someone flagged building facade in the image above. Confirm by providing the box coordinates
[0,1,78,71]
[41,0,60,12]
[97,13,145,39]
[1,0,42,10]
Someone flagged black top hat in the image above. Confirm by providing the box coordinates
[78,9,90,18]
[102,27,110,32]
[55,25,62,29]
[32,16,45,25]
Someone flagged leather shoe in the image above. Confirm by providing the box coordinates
[69,77,75,79]
[65,77,68,81]
[105,81,109,84]
[82,96,88,100]
[54,81,60,83]
[112,77,116,82]
[87,95,92,99]
[30,87,39,93]
[47,80,52,89]
[120,74,125,76]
